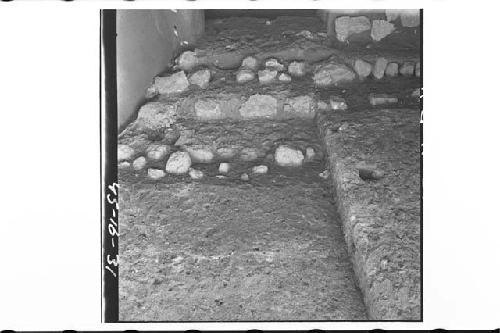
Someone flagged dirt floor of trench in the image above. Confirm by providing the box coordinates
[118,120,367,321]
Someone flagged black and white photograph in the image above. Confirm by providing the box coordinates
[104,9,422,322]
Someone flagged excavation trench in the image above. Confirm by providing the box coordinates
[118,119,368,321]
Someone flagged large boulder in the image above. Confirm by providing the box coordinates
[195,99,223,120]
[188,69,211,89]
[313,63,356,87]
[371,20,395,41]
[335,16,371,42]
[239,94,278,118]
[154,71,189,95]
[136,102,177,131]
[176,51,198,71]
[165,151,192,174]
[275,145,304,167]
[283,95,315,118]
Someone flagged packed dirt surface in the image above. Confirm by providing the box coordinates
[119,121,367,321]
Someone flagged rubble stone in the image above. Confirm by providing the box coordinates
[188,69,211,89]
[236,69,256,84]
[335,16,371,42]
[148,168,166,179]
[288,61,306,77]
[313,63,356,87]
[195,99,223,120]
[275,145,304,167]
[373,57,388,79]
[385,62,399,77]
[146,144,169,161]
[118,144,135,161]
[258,69,278,84]
[241,56,259,70]
[239,95,278,118]
[176,51,198,71]
[400,62,415,76]
[154,71,189,95]
[354,59,372,80]
[371,20,395,42]
[165,151,191,174]
[132,156,147,170]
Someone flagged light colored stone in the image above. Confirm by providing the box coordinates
[165,151,191,174]
[195,99,223,120]
[240,147,260,162]
[146,144,169,161]
[188,168,204,180]
[335,16,371,42]
[118,144,135,161]
[258,69,278,84]
[371,20,395,41]
[400,62,415,76]
[118,161,130,169]
[373,57,388,79]
[236,69,255,84]
[185,146,214,163]
[136,102,177,131]
[275,145,304,167]
[411,88,421,98]
[148,168,166,179]
[385,62,399,77]
[265,58,285,71]
[240,173,249,181]
[330,96,348,110]
[401,10,420,27]
[241,56,259,70]
[188,69,211,89]
[369,94,398,106]
[296,30,314,39]
[219,163,230,174]
[288,61,306,77]
[313,63,356,87]
[354,59,372,80]
[176,51,198,71]
[284,95,315,117]
[145,84,158,99]
[278,73,292,82]
[132,156,147,170]
[305,147,316,160]
[385,10,400,22]
[252,165,268,174]
[154,71,189,95]
[415,62,421,77]
[239,94,278,118]
[217,147,238,160]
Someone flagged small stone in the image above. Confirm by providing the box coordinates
[145,84,158,99]
[185,146,214,163]
[132,156,147,170]
[319,170,329,179]
[195,99,223,120]
[401,10,420,27]
[330,96,348,110]
[146,144,169,161]
[240,147,260,162]
[265,20,271,25]
[400,62,415,76]
[305,147,316,160]
[188,168,204,180]
[335,16,371,42]
[136,102,177,131]
[385,62,399,77]
[415,61,421,77]
[278,73,292,82]
[313,63,356,87]
[265,58,285,71]
[154,71,189,95]
[283,95,315,118]
[188,69,211,89]
[176,51,198,71]
[354,59,372,80]
[148,168,166,179]
[240,173,249,181]
[236,69,255,84]
[373,57,388,80]
[165,151,192,174]
[265,153,274,162]
[252,165,268,174]
[241,56,259,70]
[369,94,398,106]
[239,94,278,118]
[371,20,395,42]
[217,147,238,160]
[118,144,135,161]
[358,165,385,180]
[258,69,278,84]
[219,163,230,174]
[288,61,306,77]
[275,145,304,167]
[118,161,131,169]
